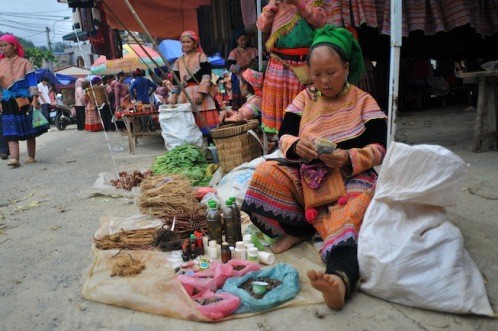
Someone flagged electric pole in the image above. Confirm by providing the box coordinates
[46,26,52,51]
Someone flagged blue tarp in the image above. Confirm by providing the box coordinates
[55,73,78,85]
[157,39,225,68]
[157,39,183,63]
[35,69,61,85]
[35,69,73,86]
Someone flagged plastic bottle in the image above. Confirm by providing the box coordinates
[189,234,197,259]
[229,197,242,241]
[234,241,247,260]
[221,242,231,263]
[223,199,237,246]
[181,240,190,262]
[247,247,259,262]
[206,200,222,244]
[195,231,204,255]
[207,144,219,164]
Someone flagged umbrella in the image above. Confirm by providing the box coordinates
[90,43,165,75]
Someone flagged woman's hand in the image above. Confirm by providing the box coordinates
[219,109,234,122]
[318,148,351,169]
[169,93,178,105]
[295,138,318,161]
[194,92,203,105]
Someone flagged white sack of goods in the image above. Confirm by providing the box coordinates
[358,142,494,316]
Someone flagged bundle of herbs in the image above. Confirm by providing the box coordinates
[151,144,211,186]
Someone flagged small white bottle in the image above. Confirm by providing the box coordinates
[234,241,247,260]
[247,247,259,262]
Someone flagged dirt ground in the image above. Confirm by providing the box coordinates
[0,104,496,330]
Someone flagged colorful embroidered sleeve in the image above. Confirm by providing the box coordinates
[345,143,386,177]
[238,96,261,121]
[257,4,277,32]
[279,90,309,159]
[285,88,308,116]
[295,1,326,28]
[227,49,238,62]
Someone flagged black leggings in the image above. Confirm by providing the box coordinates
[75,106,85,130]
[325,245,359,300]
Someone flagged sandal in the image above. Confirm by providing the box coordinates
[7,158,20,167]
[25,157,37,164]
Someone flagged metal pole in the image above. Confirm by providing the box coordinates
[256,0,263,71]
[114,0,211,133]
[387,0,402,147]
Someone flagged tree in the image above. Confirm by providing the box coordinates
[24,48,56,68]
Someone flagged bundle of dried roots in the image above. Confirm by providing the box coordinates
[138,174,201,219]
[94,228,157,250]
[110,170,152,191]
[110,252,145,277]
[154,227,183,251]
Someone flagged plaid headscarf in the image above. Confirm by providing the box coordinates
[311,25,365,84]
[0,34,25,59]
[180,30,203,53]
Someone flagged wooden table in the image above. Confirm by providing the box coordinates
[121,108,161,154]
[458,71,498,152]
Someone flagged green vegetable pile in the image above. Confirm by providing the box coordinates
[151,144,211,186]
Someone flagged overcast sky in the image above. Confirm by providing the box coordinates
[0,0,74,47]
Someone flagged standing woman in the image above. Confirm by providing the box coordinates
[257,0,326,140]
[226,31,258,110]
[0,34,47,167]
[74,78,87,130]
[169,30,219,136]
[85,77,103,132]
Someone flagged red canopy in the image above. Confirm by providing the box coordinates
[100,0,211,39]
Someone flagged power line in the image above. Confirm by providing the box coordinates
[0,13,71,20]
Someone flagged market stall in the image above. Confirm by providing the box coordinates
[118,104,160,155]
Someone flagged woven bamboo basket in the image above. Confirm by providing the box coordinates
[210,120,262,173]
[87,86,108,105]
[60,87,75,106]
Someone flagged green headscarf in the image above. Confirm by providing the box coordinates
[311,25,365,84]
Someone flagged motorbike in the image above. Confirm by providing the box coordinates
[53,104,78,131]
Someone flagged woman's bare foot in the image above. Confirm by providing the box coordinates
[307,269,346,310]
[270,235,307,254]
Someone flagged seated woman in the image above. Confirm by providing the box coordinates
[219,68,263,123]
[241,25,387,310]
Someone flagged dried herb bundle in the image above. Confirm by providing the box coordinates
[110,253,145,277]
[94,228,157,250]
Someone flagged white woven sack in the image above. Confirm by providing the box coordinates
[359,142,494,316]
[158,103,204,150]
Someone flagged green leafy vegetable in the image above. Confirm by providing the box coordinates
[151,144,211,186]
